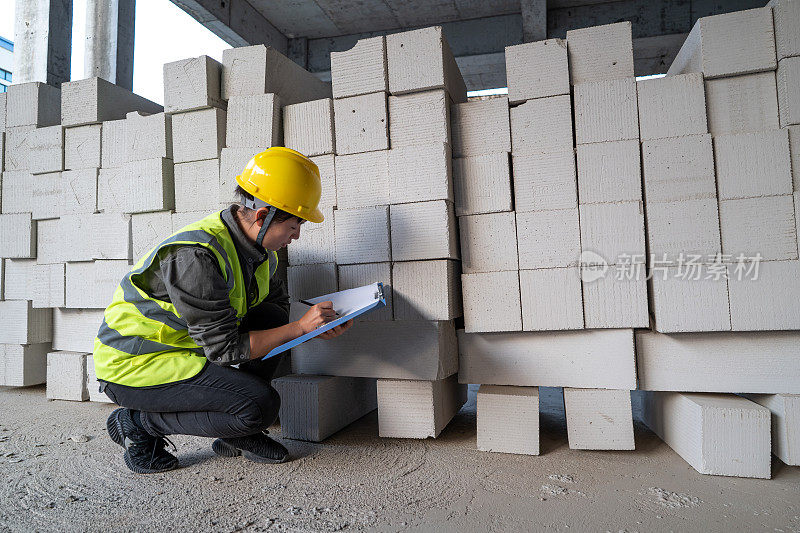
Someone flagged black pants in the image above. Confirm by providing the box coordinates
[103,303,288,439]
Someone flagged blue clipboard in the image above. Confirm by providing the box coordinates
[261,282,386,360]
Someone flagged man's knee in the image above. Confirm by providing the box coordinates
[237,385,280,434]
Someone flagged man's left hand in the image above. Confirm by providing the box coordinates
[318,319,354,340]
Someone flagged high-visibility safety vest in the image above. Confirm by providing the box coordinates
[93,211,278,388]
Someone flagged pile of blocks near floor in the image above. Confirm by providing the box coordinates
[457,22,645,457]
[636,3,800,479]
[275,27,469,441]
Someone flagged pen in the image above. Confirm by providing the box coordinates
[299,299,340,316]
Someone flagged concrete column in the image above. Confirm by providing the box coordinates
[288,37,308,69]
[520,0,547,42]
[13,0,73,86]
[84,0,136,90]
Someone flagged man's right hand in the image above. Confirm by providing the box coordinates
[297,301,337,334]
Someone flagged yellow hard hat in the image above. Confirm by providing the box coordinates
[235,147,324,223]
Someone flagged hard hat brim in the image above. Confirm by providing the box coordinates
[302,207,325,223]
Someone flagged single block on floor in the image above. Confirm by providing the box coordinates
[564,388,634,450]
[46,351,89,401]
[86,354,113,403]
[742,393,800,466]
[0,343,50,387]
[477,385,540,455]
[377,375,467,439]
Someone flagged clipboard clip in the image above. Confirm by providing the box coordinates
[375,282,385,302]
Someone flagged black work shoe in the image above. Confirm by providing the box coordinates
[106,408,179,474]
[211,433,289,464]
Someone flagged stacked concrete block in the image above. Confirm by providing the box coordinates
[390,200,458,262]
[32,263,65,308]
[64,124,102,170]
[650,271,732,333]
[100,118,126,169]
[573,78,638,145]
[131,211,174,259]
[0,343,50,387]
[0,213,36,258]
[714,129,792,199]
[520,268,583,331]
[171,108,226,163]
[0,300,53,344]
[376,375,467,439]
[510,95,573,154]
[4,126,36,171]
[287,206,336,266]
[219,147,257,206]
[93,213,132,261]
[35,219,62,264]
[174,159,221,212]
[459,212,518,274]
[777,56,800,127]
[727,259,800,331]
[392,260,460,321]
[388,90,450,148]
[124,112,172,162]
[333,92,388,155]
[2,170,35,213]
[337,262,392,321]
[450,97,511,158]
[566,22,634,84]
[61,77,162,127]
[287,263,338,302]
[4,259,36,300]
[59,215,94,262]
[516,209,581,270]
[65,260,130,309]
[387,143,452,205]
[335,150,389,208]
[704,72,780,136]
[563,388,635,450]
[163,55,225,113]
[505,39,569,104]
[719,195,798,261]
[28,125,64,174]
[769,0,800,61]
[330,36,388,99]
[461,270,522,333]
[743,393,800,466]
[6,82,61,128]
[578,200,646,263]
[123,158,175,213]
[86,354,113,403]
[52,308,105,353]
[284,98,334,156]
[637,73,708,140]
[452,152,512,216]
[46,351,89,401]
[225,93,282,149]
[476,385,540,455]
[334,206,390,265]
[273,374,377,442]
[62,168,99,214]
[310,154,336,209]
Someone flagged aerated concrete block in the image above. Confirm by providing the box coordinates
[35,219,62,264]
[93,213,132,260]
[284,98,334,156]
[101,119,126,168]
[86,354,113,403]
[516,208,581,269]
[452,152,512,216]
[791,125,800,190]
[650,269,731,333]
[505,39,569,104]
[743,393,800,466]
[335,206,391,264]
[46,351,89,401]
[124,112,173,162]
[520,267,583,331]
[579,202,646,265]
[564,388,634,450]
[0,93,5,131]
[388,143,452,205]
[4,125,36,171]
[274,374,377,442]
[641,391,771,478]
[0,131,4,171]
[0,343,50,387]
[576,140,641,204]
[66,260,131,309]
[637,73,708,140]
[386,26,467,102]
[97,167,126,213]
[287,263,338,301]
[566,22,634,85]
[61,77,162,127]
[2,170,35,213]
[335,150,389,209]
[6,82,61,127]
[174,159,221,212]
[163,55,225,113]
[53,308,106,353]
[581,268,649,328]
[64,124,102,170]
[61,168,98,214]
[388,90,450,148]
[171,108,226,163]
[221,44,332,105]
[512,150,577,212]
[171,211,208,233]
[727,259,800,331]
[390,200,458,261]
[28,125,64,175]
[770,0,800,61]
[645,199,722,264]
[777,57,800,127]
[310,154,336,209]
[462,271,522,333]
[510,95,573,154]
[131,211,173,259]
[0,300,52,344]
[459,211,518,273]
[666,8,776,79]
[59,214,94,262]
[337,262,392,321]
[450,97,511,158]
[225,94,282,149]
[124,158,175,213]
[331,36,388,99]
[392,260,461,321]
[219,147,257,206]
[477,385,540,455]
[642,134,716,203]
[377,375,467,439]
[288,207,336,265]
[333,92,388,155]
[4,259,36,300]
[0,213,36,258]
[715,129,792,199]
[705,72,779,135]
[719,195,798,261]
[574,78,639,145]
[32,263,66,308]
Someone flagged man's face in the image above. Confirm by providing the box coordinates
[262,216,303,251]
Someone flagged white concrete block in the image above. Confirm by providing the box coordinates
[331,35,388,99]
[581,267,649,328]
[579,202,646,265]
[174,159,221,212]
[6,82,60,127]
[0,213,36,258]
[650,269,731,333]
[667,8,776,79]
[564,388,634,450]
[225,93,282,149]
[705,72,780,135]
[219,147,257,206]
[28,125,64,174]
[53,308,105,353]
[505,39,569,103]
[777,57,800,128]
[719,195,798,261]
[337,262,392,321]
[35,218,62,264]
[309,154,336,209]
[97,167,127,213]
[221,44,332,105]
[64,124,102,170]
[509,95,573,154]
[770,0,800,61]
[131,211,174,259]
[390,200,458,261]
[124,111,172,162]
[86,354,113,403]
[458,328,637,389]
[4,125,35,171]
[791,125,800,191]
[377,375,466,439]
[287,263,338,301]
[715,129,792,199]
[291,320,457,380]
[450,97,511,158]
[61,168,98,214]
[392,260,461,321]
[574,78,639,145]
[520,267,583,331]
[386,26,467,102]
[123,158,175,213]
[4,259,36,300]
[2,170,34,213]
[274,374,377,442]
[576,140,641,204]
[388,143,452,204]
[727,259,800,331]
[512,150,577,212]
[171,211,209,233]
[66,260,130,309]
[453,152,512,216]
[641,391,770,478]
[61,77,162,127]
[284,98,334,156]
[516,208,581,269]
[171,108,226,163]
[46,351,89,401]
[0,300,52,344]
[163,55,225,113]
[333,92,389,155]
[288,206,336,265]
[477,385,540,455]
[645,199,722,264]
[743,393,800,466]
[334,206,390,264]
[462,271,522,333]
[32,263,65,308]
[334,150,389,208]
[637,73,708,140]
[566,22,634,85]
[100,118,126,168]
[388,90,450,148]
[0,131,4,170]
[459,211,518,273]
[0,343,49,387]
[642,134,716,203]
[59,214,94,262]
[0,92,4,131]
[93,213,132,260]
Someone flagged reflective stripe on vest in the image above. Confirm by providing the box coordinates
[93,211,277,387]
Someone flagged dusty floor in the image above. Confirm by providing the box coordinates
[0,385,798,533]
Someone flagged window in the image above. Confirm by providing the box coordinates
[0,68,11,82]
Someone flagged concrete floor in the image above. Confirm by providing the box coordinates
[0,385,798,532]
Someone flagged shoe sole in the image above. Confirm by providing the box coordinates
[212,439,288,464]
[108,409,178,474]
